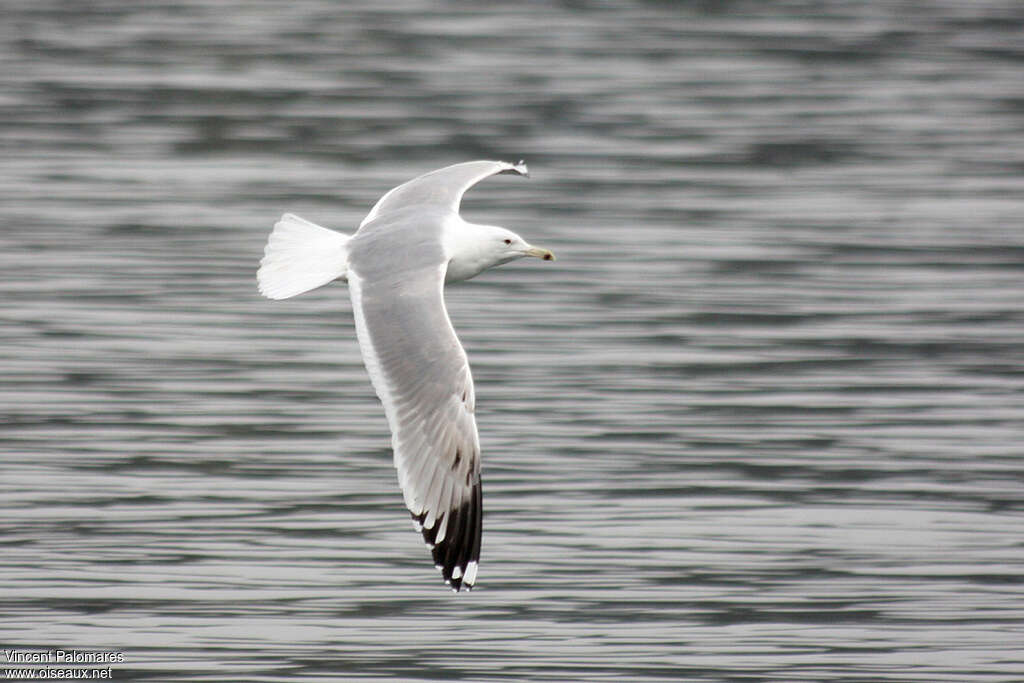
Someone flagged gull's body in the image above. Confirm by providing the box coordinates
[257,161,553,590]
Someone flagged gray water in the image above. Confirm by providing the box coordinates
[2,1,1023,681]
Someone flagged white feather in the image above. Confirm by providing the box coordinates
[257,213,350,300]
[463,561,478,587]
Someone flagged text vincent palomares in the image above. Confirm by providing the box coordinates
[3,650,124,664]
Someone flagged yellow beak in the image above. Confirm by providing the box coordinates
[525,246,555,261]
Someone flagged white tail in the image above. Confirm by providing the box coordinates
[257,214,350,300]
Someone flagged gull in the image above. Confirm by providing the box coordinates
[257,161,554,591]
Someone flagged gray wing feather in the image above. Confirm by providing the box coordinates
[360,160,528,228]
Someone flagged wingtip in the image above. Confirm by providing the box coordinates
[446,562,476,592]
[410,477,482,592]
[444,569,475,592]
[499,160,529,178]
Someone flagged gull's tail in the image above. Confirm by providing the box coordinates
[258,214,350,300]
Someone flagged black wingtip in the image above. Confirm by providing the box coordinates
[411,475,483,592]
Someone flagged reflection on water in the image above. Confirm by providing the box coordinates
[2,1,1023,680]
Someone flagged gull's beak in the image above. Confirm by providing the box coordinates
[525,246,556,261]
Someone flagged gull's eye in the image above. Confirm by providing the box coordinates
[503,239,512,245]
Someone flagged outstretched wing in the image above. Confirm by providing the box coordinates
[347,255,483,591]
[360,160,528,228]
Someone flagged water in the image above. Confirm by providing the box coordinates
[2,1,1023,680]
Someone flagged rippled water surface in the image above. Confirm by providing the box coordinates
[2,1,1023,681]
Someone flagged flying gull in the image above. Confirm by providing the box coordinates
[257,160,554,590]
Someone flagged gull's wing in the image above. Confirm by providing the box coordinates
[359,160,528,228]
[347,250,482,591]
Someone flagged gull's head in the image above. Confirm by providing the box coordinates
[490,227,556,266]
[446,221,555,283]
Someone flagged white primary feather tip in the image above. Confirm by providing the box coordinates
[257,214,351,300]
[463,561,478,587]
